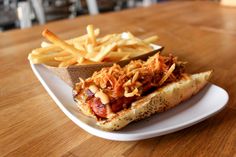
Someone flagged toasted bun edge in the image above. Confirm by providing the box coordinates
[96,71,212,131]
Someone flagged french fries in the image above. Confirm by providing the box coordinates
[28,25,159,67]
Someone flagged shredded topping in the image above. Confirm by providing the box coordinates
[76,53,183,98]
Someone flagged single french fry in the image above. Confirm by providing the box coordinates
[91,42,117,62]
[42,29,86,57]
[37,28,100,54]
[87,25,97,45]
[54,55,73,61]
[32,45,62,55]
[143,35,158,44]
[117,39,138,46]
[31,56,57,64]
[33,29,99,54]
[86,44,94,53]
[30,52,69,63]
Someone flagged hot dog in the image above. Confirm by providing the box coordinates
[73,53,212,130]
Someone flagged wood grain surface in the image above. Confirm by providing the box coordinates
[1,1,236,157]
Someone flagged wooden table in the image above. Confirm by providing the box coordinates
[1,1,236,157]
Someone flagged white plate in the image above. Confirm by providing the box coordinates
[30,56,229,141]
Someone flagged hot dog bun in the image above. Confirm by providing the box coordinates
[95,71,212,130]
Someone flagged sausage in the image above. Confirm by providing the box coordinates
[110,97,136,113]
[88,97,107,118]
[87,82,155,118]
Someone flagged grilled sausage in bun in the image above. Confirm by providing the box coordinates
[73,53,212,130]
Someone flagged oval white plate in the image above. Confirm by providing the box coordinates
[30,46,228,141]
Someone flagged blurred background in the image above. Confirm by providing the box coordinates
[0,0,234,32]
